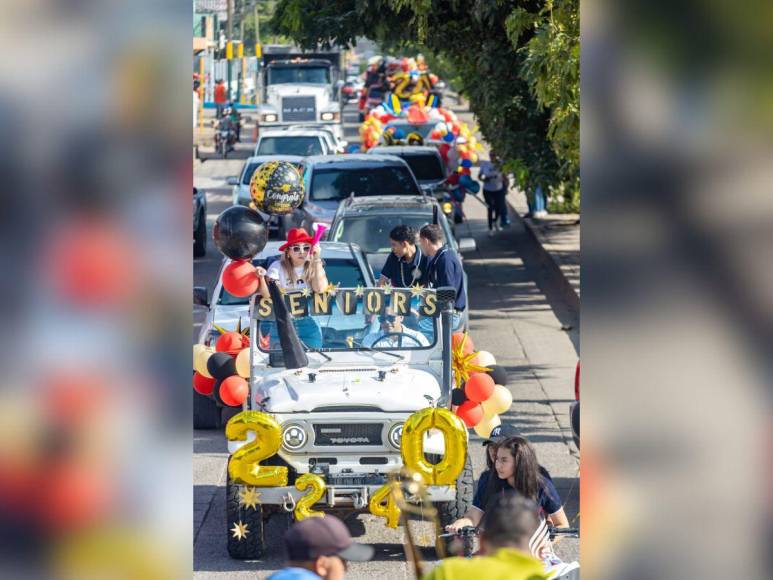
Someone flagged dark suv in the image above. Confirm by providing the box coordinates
[328,195,476,329]
[282,154,422,235]
[367,145,447,198]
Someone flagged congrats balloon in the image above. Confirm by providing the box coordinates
[212,206,268,260]
[249,161,304,215]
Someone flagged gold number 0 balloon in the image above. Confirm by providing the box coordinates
[400,407,468,486]
[294,474,326,521]
[226,411,288,486]
[369,482,400,528]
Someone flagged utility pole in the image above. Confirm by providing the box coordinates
[226,0,233,102]
[254,0,261,104]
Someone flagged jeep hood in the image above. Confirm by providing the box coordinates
[260,367,441,413]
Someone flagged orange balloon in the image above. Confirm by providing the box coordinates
[219,375,249,407]
[452,332,474,355]
[465,373,495,403]
[215,331,248,355]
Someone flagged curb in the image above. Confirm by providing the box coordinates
[506,196,580,315]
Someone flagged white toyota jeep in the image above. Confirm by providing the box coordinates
[225,286,473,559]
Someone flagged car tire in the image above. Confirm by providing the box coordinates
[193,389,221,429]
[435,453,474,557]
[570,402,580,450]
[227,473,266,559]
[193,210,207,257]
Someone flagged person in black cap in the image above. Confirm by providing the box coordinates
[268,515,374,580]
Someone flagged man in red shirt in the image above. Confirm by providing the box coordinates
[214,79,227,118]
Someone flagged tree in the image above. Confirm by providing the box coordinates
[272,0,579,209]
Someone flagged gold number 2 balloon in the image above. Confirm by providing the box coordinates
[226,411,288,486]
[294,473,326,521]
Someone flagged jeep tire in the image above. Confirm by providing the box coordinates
[435,453,474,556]
[193,390,221,429]
[227,476,265,559]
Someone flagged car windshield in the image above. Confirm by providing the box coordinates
[403,154,445,181]
[310,166,420,200]
[256,293,437,352]
[268,66,330,85]
[218,258,367,306]
[257,137,323,156]
[384,123,435,139]
[242,161,301,185]
[331,215,431,253]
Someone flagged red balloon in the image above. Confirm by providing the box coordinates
[219,375,249,406]
[222,260,260,297]
[430,130,441,139]
[460,167,472,176]
[452,332,474,355]
[215,331,248,354]
[455,400,484,427]
[465,373,495,403]
[451,123,460,136]
[193,371,216,396]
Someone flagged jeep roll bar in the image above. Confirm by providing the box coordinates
[436,286,456,408]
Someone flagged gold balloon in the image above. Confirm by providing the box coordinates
[481,385,513,417]
[193,344,214,378]
[473,414,502,438]
[235,348,250,378]
[369,482,400,528]
[474,350,497,368]
[226,411,288,486]
[294,473,326,521]
[401,407,467,486]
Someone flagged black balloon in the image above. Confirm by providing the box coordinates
[451,387,467,406]
[249,160,304,215]
[207,352,237,381]
[486,365,508,386]
[213,206,268,260]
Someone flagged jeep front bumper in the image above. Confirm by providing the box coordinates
[235,482,457,511]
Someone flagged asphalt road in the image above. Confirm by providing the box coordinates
[193,100,580,579]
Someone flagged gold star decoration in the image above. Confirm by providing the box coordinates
[239,487,262,510]
[354,284,364,297]
[301,287,312,297]
[346,336,354,348]
[230,521,249,540]
[452,334,492,388]
[410,283,425,298]
[382,282,393,295]
[324,283,339,296]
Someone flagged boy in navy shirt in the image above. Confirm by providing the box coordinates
[378,225,428,288]
[418,224,466,329]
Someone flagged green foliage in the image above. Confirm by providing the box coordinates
[272,0,579,210]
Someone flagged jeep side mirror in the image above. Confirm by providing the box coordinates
[458,238,476,253]
[194,286,209,307]
[226,176,239,186]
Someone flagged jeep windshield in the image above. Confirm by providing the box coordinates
[256,295,437,352]
[268,66,330,85]
[310,166,420,201]
[219,259,367,306]
[257,137,324,156]
[331,215,431,253]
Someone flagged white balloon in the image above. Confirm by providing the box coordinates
[235,348,251,378]
[474,414,501,438]
[481,385,513,416]
[475,350,497,367]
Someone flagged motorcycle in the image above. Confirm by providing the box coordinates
[438,525,580,579]
[215,124,235,159]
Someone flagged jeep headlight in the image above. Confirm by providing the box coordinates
[321,111,339,121]
[387,423,403,449]
[282,424,308,451]
[261,113,278,123]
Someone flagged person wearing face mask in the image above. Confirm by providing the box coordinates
[362,308,430,348]
[255,228,329,349]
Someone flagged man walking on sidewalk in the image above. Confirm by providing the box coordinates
[478,152,510,235]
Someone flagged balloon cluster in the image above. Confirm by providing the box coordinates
[449,332,513,438]
[192,327,253,407]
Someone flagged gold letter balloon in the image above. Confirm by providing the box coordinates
[400,407,467,486]
[226,411,288,487]
[293,473,326,521]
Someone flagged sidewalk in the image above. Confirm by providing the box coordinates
[507,190,580,309]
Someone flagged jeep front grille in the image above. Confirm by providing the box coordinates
[281,96,316,122]
[313,423,383,446]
